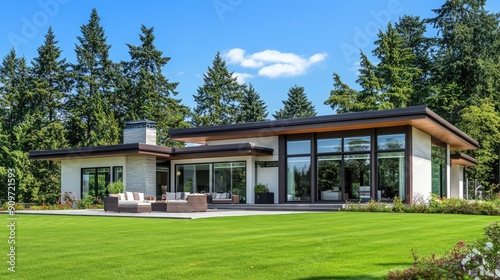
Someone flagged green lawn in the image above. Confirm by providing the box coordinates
[1,212,498,279]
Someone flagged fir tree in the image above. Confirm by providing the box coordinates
[273,85,316,119]
[28,27,69,203]
[395,15,432,107]
[0,49,32,149]
[124,25,189,146]
[236,84,268,123]
[67,8,119,147]
[192,52,242,127]
[374,23,421,109]
[324,73,360,114]
[428,0,500,123]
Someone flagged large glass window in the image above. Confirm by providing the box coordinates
[175,162,246,203]
[214,162,246,203]
[287,157,311,201]
[344,136,371,152]
[317,138,342,154]
[112,166,123,182]
[317,155,342,200]
[82,167,110,198]
[316,135,371,201]
[376,133,406,201]
[377,152,405,200]
[175,164,210,193]
[344,154,371,199]
[287,140,311,155]
[432,143,447,197]
[377,134,405,150]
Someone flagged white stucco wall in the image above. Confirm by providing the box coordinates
[450,165,464,199]
[61,156,126,197]
[412,127,432,201]
[255,166,279,203]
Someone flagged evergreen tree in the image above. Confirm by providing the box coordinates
[324,73,361,114]
[460,99,500,189]
[0,49,32,147]
[273,85,316,119]
[67,8,119,147]
[236,83,268,123]
[192,52,242,127]
[355,52,383,111]
[428,0,500,123]
[374,23,421,109]
[326,22,421,113]
[395,15,432,106]
[124,25,189,146]
[28,27,69,203]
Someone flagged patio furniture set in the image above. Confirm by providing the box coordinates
[104,192,239,213]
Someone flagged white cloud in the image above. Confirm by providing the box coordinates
[224,48,327,78]
[232,72,254,84]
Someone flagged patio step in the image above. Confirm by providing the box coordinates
[208,203,344,211]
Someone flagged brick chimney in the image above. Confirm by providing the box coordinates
[123,120,156,145]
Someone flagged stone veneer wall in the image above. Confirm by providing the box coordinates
[123,127,156,145]
[125,156,156,197]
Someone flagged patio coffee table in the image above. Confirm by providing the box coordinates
[151,201,168,212]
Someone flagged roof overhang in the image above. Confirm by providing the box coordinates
[451,153,477,167]
[29,143,174,161]
[29,143,273,161]
[169,106,478,151]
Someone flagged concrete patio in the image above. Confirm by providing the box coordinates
[12,208,316,219]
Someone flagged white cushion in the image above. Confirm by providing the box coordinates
[118,193,126,201]
[126,192,134,201]
[138,193,144,201]
[166,192,175,200]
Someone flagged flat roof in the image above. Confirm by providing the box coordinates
[451,153,477,167]
[29,143,273,161]
[169,106,478,150]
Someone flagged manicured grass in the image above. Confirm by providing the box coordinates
[1,212,499,279]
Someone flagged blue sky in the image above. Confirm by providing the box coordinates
[2,0,500,117]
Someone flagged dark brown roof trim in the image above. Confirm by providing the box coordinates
[450,153,478,167]
[173,143,273,159]
[29,143,272,161]
[424,108,479,149]
[170,106,478,149]
[29,143,173,160]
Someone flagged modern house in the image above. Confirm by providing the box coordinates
[29,106,478,204]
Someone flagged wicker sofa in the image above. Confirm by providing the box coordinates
[166,194,207,213]
[211,192,239,204]
[104,192,152,213]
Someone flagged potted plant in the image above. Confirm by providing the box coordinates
[104,180,124,212]
[254,183,274,204]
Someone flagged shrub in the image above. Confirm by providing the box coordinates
[391,196,405,213]
[29,204,72,210]
[365,199,391,212]
[107,180,124,194]
[78,193,102,209]
[254,183,270,193]
[2,202,25,211]
[387,222,500,279]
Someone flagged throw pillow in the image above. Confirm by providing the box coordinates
[126,192,134,201]
[133,192,139,200]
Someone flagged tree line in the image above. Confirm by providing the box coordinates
[1,1,499,203]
